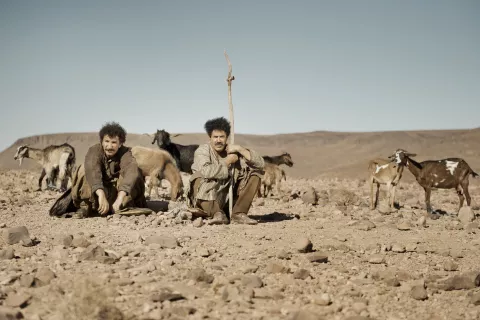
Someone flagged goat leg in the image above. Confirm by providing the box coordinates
[37,168,46,191]
[369,178,375,210]
[461,180,471,207]
[424,187,433,214]
[391,184,397,209]
[456,185,465,211]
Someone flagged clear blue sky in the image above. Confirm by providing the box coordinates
[1,0,479,151]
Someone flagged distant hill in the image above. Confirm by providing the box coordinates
[2,128,480,181]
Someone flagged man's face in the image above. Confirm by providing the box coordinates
[209,129,228,153]
[102,135,122,158]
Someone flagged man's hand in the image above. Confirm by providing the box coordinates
[225,154,239,166]
[112,191,127,213]
[226,144,243,154]
[95,189,110,215]
[227,144,251,161]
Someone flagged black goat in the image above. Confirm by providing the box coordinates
[390,149,479,214]
[262,152,294,167]
[151,129,198,174]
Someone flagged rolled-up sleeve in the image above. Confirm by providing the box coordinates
[245,149,265,169]
[84,145,104,194]
[193,146,229,180]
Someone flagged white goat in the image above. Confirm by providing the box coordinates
[14,143,76,192]
[368,158,404,210]
[131,146,183,201]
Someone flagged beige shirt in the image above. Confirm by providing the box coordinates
[186,143,264,209]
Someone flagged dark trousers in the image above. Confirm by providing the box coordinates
[190,175,260,218]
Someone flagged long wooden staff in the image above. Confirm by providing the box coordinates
[224,50,235,217]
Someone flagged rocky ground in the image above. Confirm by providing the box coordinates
[1,169,480,320]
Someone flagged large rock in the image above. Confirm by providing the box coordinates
[295,237,313,253]
[79,245,118,264]
[436,271,480,291]
[0,248,15,260]
[301,187,318,205]
[411,285,428,300]
[0,306,24,319]
[3,226,32,246]
[35,268,56,287]
[144,235,179,248]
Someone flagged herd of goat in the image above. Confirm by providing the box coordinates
[13,130,479,215]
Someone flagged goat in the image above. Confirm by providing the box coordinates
[258,163,287,198]
[151,129,199,174]
[368,158,404,210]
[262,152,294,167]
[390,149,479,214]
[14,143,75,192]
[131,146,183,201]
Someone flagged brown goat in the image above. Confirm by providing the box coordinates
[368,158,404,210]
[258,163,286,198]
[131,146,183,201]
[262,152,294,167]
[390,149,479,214]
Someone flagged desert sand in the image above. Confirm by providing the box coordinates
[1,129,480,320]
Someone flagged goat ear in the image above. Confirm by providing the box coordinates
[172,134,181,137]
[407,153,417,157]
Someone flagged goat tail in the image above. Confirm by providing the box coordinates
[471,170,479,179]
[162,162,184,201]
[49,188,75,217]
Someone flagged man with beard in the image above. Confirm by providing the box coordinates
[50,122,148,218]
[186,117,264,225]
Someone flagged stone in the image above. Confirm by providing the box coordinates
[411,285,428,300]
[144,235,178,248]
[3,226,32,246]
[241,275,263,288]
[307,252,328,263]
[295,237,313,253]
[293,269,311,280]
[0,248,15,260]
[35,267,56,286]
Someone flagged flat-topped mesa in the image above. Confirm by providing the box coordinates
[14,143,75,192]
[151,129,199,174]
[368,158,404,211]
[391,149,479,214]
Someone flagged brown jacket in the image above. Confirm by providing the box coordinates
[84,144,141,196]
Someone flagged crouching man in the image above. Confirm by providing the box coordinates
[50,122,148,218]
[186,117,264,225]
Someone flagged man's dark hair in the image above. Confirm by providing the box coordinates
[99,122,127,143]
[204,117,231,137]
